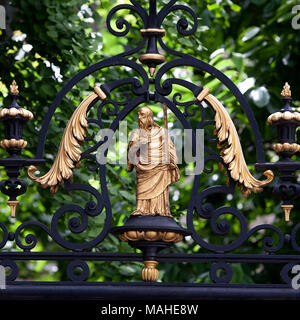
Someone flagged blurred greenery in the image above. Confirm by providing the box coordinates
[0,0,300,285]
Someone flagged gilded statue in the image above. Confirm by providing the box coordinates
[127,106,180,217]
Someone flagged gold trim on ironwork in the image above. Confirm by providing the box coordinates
[10,80,19,95]
[149,67,156,77]
[139,53,166,64]
[273,143,300,154]
[267,111,300,124]
[281,204,293,222]
[267,83,300,124]
[7,200,19,218]
[94,86,107,101]
[28,87,107,193]
[118,230,183,243]
[196,87,210,102]
[197,87,274,197]
[0,139,27,149]
[140,28,166,36]
[281,82,291,98]
[0,107,34,120]
[142,260,159,282]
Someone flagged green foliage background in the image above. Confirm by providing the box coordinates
[0,0,300,284]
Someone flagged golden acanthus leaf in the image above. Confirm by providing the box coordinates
[197,88,273,197]
[28,91,103,193]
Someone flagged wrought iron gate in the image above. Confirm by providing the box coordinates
[0,0,300,300]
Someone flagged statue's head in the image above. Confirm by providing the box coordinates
[138,106,157,130]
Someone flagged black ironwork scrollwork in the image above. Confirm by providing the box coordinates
[0,223,9,249]
[106,1,148,37]
[67,260,90,281]
[0,260,18,281]
[210,262,233,284]
[14,181,107,251]
[157,2,198,36]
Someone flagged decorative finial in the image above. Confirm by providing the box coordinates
[10,80,19,95]
[7,200,19,218]
[149,67,155,77]
[281,82,291,98]
[281,204,293,222]
[142,261,159,282]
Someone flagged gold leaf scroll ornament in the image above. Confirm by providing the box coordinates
[197,87,273,197]
[28,86,107,193]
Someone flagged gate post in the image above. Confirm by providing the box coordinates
[0,81,44,218]
[256,83,300,221]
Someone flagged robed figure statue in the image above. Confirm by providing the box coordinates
[127,106,180,217]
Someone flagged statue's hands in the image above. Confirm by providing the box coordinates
[138,138,148,145]
[129,128,148,146]
[138,129,149,145]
